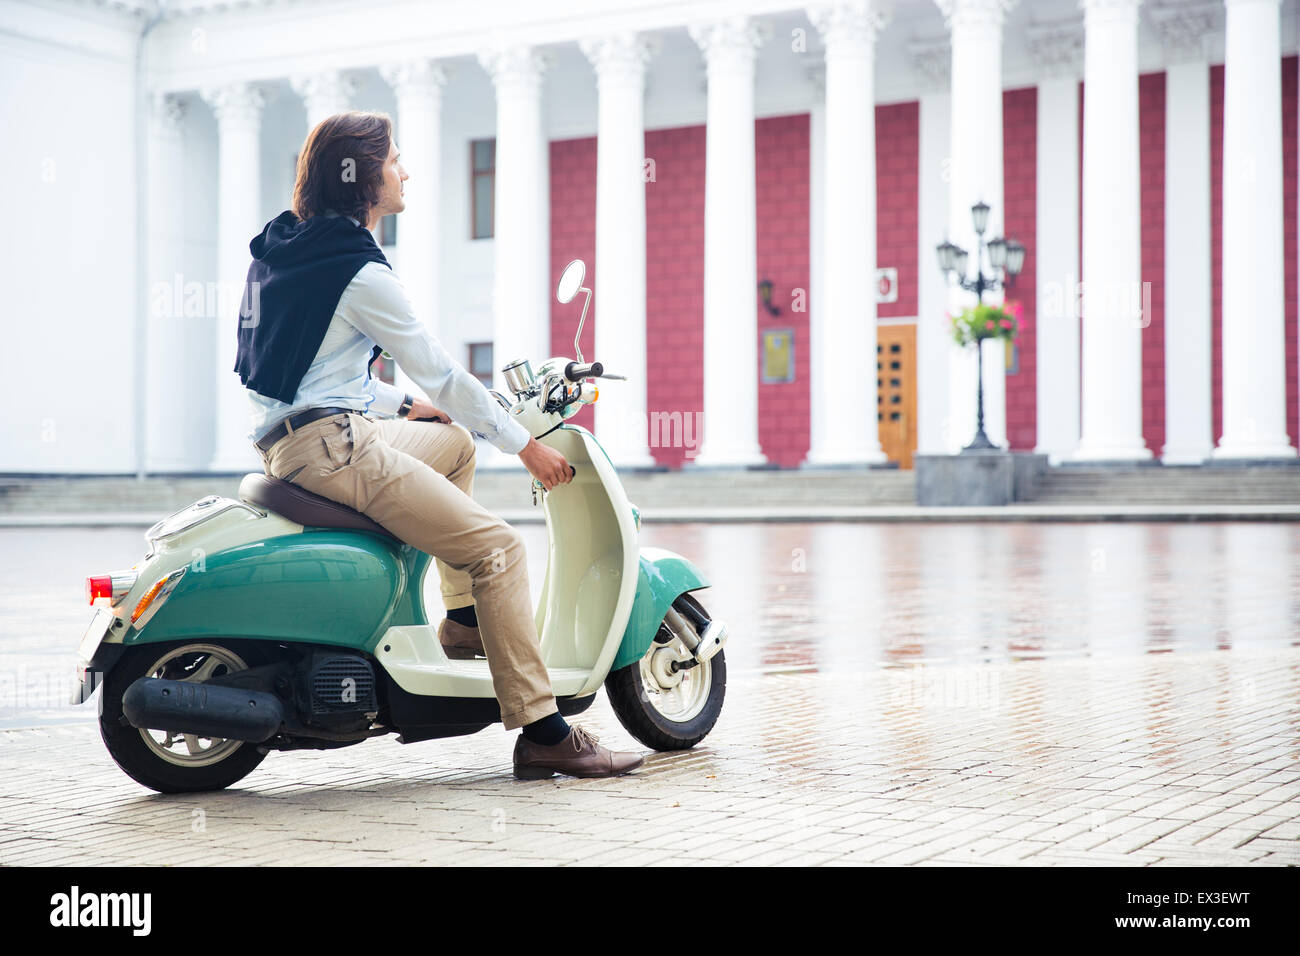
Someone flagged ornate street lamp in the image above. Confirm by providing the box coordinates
[934,200,1027,452]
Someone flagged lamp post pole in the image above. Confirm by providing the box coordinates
[936,200,1025,453]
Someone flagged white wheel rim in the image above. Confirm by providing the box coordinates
[138,644,249,768]
[638,615,712,723]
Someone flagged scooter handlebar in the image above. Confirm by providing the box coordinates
[564,361,603,382]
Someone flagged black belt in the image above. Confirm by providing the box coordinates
[255,407,358,454]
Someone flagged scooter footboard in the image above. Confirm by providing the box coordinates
[610,548,711,673]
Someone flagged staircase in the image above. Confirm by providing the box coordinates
[1021,465,1300,505]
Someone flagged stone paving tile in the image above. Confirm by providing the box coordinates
[1,647,1298,865]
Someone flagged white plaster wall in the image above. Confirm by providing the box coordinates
[0,10,139,473]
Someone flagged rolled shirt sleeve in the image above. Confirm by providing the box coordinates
[339,263,532,455]
[366,378,407,419]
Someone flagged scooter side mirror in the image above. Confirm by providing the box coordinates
[556,259,586,305]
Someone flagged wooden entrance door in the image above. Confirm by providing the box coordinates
[877,323,917,469]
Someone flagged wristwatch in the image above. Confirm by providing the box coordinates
[397,394,414,419]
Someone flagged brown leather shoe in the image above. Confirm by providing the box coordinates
[513,726,645,780]
[438,618,485,660]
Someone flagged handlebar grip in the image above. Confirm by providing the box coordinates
[564,361,604,382]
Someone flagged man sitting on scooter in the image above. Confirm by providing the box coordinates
[234,110,642,780]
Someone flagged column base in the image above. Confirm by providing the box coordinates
[1069,440,1154,463]
[599,447,659,470]
[209,452,261,475]
[687,445,768,469]
[803,443,889,468]
[1159,444,1212,466]
[1212,437,1297,461]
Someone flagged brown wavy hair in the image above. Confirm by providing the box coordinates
[291,111,392,223]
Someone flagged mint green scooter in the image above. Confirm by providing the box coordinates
[73,259,728,793]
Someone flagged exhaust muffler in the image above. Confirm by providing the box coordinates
[122,678,283,743]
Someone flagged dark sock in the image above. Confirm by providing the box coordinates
[522,711,571,746]
[446,605,478,628]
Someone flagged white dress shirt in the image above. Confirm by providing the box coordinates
[247,260,531,455]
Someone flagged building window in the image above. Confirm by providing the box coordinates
[469,342,493,387]
[471,139,495,239]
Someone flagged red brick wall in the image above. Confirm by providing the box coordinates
[1140,71,1166,456]
[1003,86,1037,451]
[1210,64,1223,444]
[553,119,814,470]
[876,103,918,319]
[548,136,598,434]
[1284,55,1299,448]
[756,114,811,467]
[644,124,707,469]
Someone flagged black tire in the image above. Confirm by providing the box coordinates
[605,594,726,751]
[99,640,270,794]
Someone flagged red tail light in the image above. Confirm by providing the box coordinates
[86,576,113,604]
[85,570,138,606]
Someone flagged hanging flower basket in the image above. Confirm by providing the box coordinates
[950,301,1021,350]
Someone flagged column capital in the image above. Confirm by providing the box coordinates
[380,59,451,105]
[150,92,187,134]
[689,17,771,67]
[478,44,552,94]
[807,2,889,54]
[289,70,359,110]
[936,0,1017,29]
[200,82,268,126]
[1026,17,1084,76]
[909,35,951,88]
[579,32,658,85]
[1079,0,1141,27]
[1148,1,1218,61]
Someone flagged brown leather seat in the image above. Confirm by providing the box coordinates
[238,473,400,542]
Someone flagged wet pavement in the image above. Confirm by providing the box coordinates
[1,523,1298,865]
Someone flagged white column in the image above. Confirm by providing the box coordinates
[145,94,192,471]
[479,45,551,459]
[581,33,656,467]
[806,3,889,466]
[202,82,267,473]
[1214,0,1295,458]
[381,60,449,396]
[1074,0,1150,461]
[1027,22,1082,464]
[688,18,769,468]
[1162,58,1213,463]
[290,70,359,130]
[938,0,1014,452]
[913,37,954,455]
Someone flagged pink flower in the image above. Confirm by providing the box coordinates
[1000,318,1012,329]
[1007,301,1022,318]
[985,319,996,330]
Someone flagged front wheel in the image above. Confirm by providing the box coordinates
[605,594,726,751]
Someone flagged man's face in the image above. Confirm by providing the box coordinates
[374,138,407,222]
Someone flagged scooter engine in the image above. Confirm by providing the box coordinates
[295,651,379,733]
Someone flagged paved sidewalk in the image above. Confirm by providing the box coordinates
[1,648,1296,866]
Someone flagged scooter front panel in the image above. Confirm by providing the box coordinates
[535,425,641,696]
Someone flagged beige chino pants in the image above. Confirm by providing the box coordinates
[257,411,557,730]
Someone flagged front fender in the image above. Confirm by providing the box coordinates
[610,548,711,673]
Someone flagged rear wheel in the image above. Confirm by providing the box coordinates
[99,641,270,794]
[605,593,726,751]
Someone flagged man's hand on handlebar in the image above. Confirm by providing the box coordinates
[518,436,574,492]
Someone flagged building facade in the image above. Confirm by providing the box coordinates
[2,0,1297,473]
